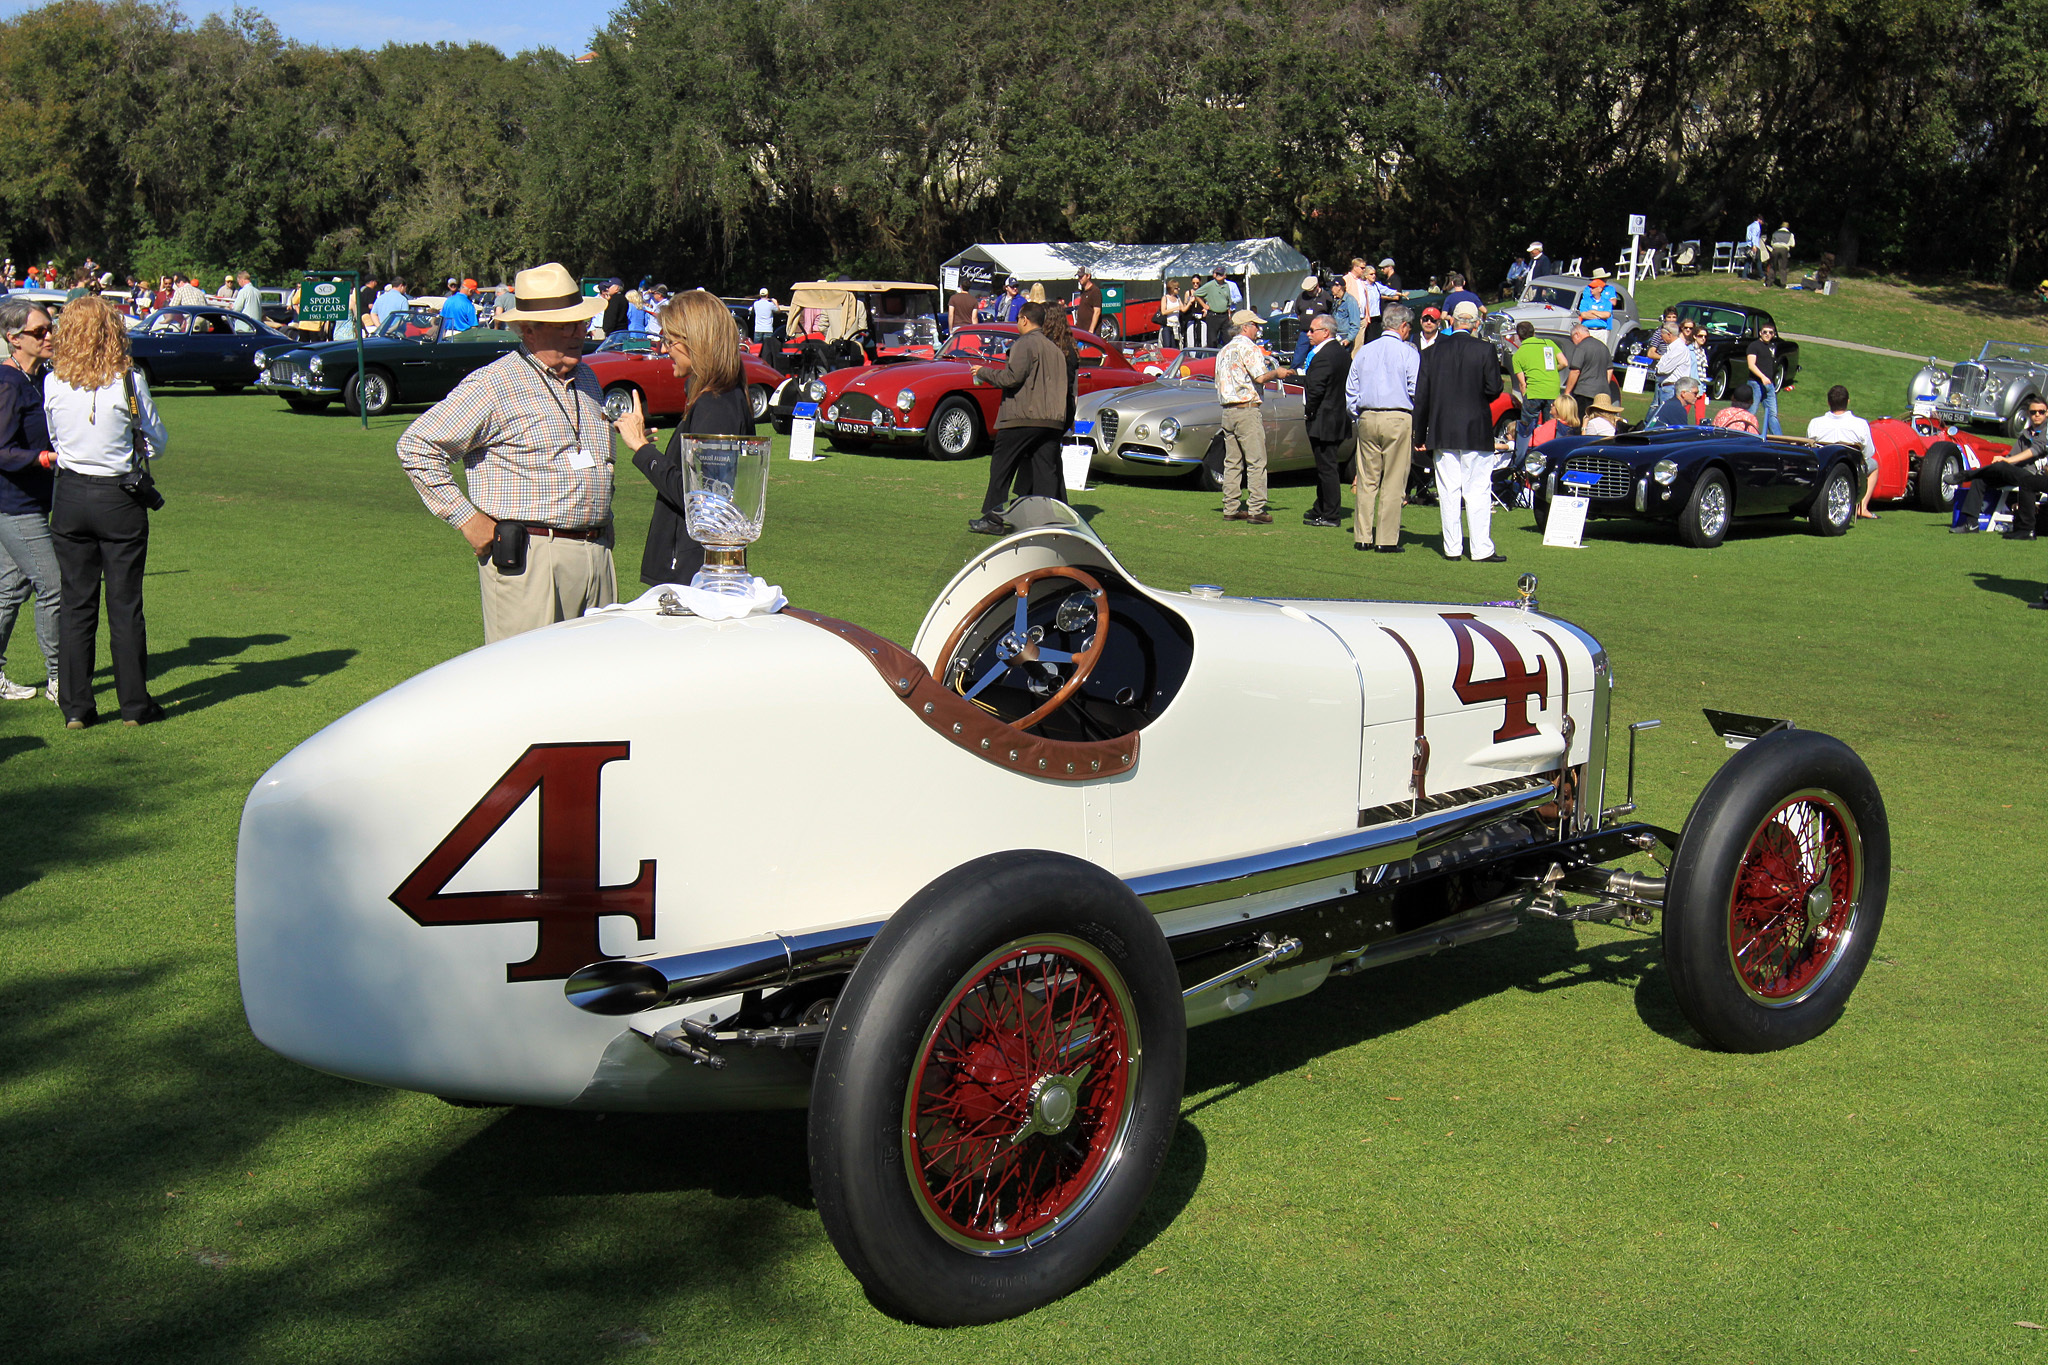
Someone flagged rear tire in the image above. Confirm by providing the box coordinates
[1678,468,1731,548]
[747,383,770,422]
[1808,462,1855,535]
[2009,396,2040,439]
[1915,441,1962,512]
[924,396,983,460]
[1662,729,1888,1052]
[810,851,1185,1326]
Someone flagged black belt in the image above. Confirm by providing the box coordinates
[55,469,126,484]
[522,524,604,542]
[1357,407,1411,413]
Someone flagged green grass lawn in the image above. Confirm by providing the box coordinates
[4,373,2046,1363]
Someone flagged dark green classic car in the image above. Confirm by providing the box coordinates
[254,307,522,416]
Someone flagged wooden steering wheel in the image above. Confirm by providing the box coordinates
[938,566,1110,732]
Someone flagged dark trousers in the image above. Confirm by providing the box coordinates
[1363,316,1384,345]
[51,473,153,722]
[983,426,1063,516]
[1310,435,1350,518]
[1961,464,2047,534]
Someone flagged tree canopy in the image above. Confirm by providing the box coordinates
[0,0,2039,290]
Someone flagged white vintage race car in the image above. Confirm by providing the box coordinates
[236,501,1890,1326]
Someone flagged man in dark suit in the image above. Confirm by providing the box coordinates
[1299,314,1353,526]
[1413,300,1506,561]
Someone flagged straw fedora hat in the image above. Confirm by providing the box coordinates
[1586,392,1624,415]
[493,263,604,323]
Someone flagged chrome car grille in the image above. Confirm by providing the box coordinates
[1949,364,1988,404]
[1562,454,1634,501]
[1098,409,1120,446]
[832,392,882,423]
[267,360,306,387]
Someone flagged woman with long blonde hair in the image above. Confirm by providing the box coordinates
[609,289,757,587]
[45,295,169,727]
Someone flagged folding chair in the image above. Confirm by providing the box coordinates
[1711,242,1735,273]
[1565,256,1583,275]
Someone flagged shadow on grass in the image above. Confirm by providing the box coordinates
[1968,570,2045,603]
[106,634,359,717]
[0,776,165,898]
[0,733,47,764]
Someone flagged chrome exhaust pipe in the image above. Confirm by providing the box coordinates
[564,917,886,1016]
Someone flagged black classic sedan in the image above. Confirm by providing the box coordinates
[130,307,296,393]
[1524,427,1865,547]
[255,307,522,416]
[1610,300,1801,400]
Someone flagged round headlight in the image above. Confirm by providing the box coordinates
[309,357,324,377]
[804,378,825,401]
[1522,450,1545,475]
[895,388,916,412]
[1652,458,1679,486]
[1132,422,1151,438]
[826,404,839,421]
[1158,416,1181,442]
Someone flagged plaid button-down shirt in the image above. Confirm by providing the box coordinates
[396,349,615,543]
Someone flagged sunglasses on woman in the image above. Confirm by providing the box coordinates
[12,325,50,340]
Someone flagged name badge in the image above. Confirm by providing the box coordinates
[565,448,599,470]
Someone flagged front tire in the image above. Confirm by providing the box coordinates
[1197,434,1225,492]
[810,851,1186,1327]
[1662,729,1889,1052]
[1915,441,1962,512]
[342,369,393,417]
[1808,462,1855,535]
[747,383,770,422]
[924,396,983,459]
[1678,468,1731,548]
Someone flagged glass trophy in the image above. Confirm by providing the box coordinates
[680,436,771,596]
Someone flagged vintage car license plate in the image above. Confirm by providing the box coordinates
[837,420,871,434]
[1562,469,1602,488]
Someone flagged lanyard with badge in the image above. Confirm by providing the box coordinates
[520,351,603,469]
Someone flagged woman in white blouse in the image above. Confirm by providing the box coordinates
[46,295,168,728]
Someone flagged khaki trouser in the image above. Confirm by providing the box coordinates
[478,533,618,644]
[1353,409,1413,547]
[1219,403,1268,514]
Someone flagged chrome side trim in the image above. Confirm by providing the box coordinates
[1127,782,1556,914]
[1539,612,1611,831]
[565,917,887,1016]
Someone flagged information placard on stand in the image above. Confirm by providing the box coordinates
[789,402,821,461]
[1542,495,1590,547]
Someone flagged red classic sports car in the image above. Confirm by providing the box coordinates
[583,334,789,425]
[798,324,1148,459]
[1863,414,2010,510]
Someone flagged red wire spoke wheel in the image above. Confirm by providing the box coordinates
[809,851,1184,1326]
[905,937,1137,1250]
[1664,730,1889,1053]
[1725,792,1862,1005]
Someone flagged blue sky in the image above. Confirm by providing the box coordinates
[0,1,618,55]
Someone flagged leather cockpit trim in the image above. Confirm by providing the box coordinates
[783,608,1139,782]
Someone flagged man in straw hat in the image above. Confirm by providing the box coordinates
[1214,309,1292,524]
[397,262,617,643]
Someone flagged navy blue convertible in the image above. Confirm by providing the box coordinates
[1524,428,1867,548]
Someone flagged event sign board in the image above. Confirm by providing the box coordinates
[297,276,351,322]
[1543,493,1591,548]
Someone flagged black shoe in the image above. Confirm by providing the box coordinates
[1376,544,1404,553]
[2003,530,2036,540]
[2032,597,2048,610]
[1951,525,1980,533]
[123,702,166,727]
[967,515,1010,536]
[63,712,95,730]
[1354,542,1375,552]
[1303,513,1340,528]
[1470,552,1508,563]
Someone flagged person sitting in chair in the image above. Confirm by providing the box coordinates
[1955,396,2048,538]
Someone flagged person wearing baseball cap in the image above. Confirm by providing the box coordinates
[397,263,616,643]
[1415,305,1443,351]
[439,277,480,333]
[1412,299,1507,562]
[599,278,629,338]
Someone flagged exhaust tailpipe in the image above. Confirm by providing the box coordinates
[564,918,886,1016]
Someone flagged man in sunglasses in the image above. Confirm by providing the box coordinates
[1955,398,2048,539]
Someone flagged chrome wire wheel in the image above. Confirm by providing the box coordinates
[357,370,391,414]
[1824,468,1855,527]
[903,934,1139,1254]
[602,385,636,422]
[1697,477,1730,539]
[933,404,976,457]
[1725,791,1862,1007]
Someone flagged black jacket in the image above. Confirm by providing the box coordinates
[0,364,52,516]
[1412,332,1502,451]
[631,385,759,586]
[1301,339,1352,444]
[602,294,629,336]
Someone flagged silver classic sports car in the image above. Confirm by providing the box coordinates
[1076,376,1320,491]
[1910,340,2048,437]
[1483,274,1642,367]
